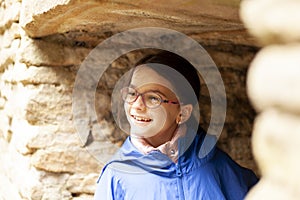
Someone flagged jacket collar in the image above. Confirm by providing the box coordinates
[105,128,216,176]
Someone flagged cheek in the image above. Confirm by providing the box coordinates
[151,109,166,121]
[152,107,177,128]
[165,107,180,122]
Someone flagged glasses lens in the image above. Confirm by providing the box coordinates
[121,87,162,108]
[144,92,162,108]
[121,87,137,103]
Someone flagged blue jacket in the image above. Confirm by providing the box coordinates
[95,129,258,200]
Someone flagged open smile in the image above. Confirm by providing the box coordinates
[131,115,152,123]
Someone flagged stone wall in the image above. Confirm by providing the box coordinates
[1,0,259,199]
[241,0,300,199]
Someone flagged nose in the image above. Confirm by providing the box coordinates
[131,95,146,110]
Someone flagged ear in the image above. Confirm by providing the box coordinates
[176,104,193,125]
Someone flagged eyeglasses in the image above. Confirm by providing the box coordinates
[121,87,179,109]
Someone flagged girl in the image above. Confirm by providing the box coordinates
[94,50,258,200]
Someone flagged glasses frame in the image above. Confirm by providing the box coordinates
[121,87,180,109]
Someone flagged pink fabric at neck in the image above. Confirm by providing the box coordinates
[131,124,187,163]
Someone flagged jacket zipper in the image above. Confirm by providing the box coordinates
[176,163,185,200]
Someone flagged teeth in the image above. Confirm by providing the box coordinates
[132,115,152,122]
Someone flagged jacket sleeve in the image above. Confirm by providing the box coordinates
[215,149,259,200]
[94,166,125,200]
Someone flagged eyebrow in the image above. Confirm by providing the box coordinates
[149,89,168,98]
[128,84,168,98]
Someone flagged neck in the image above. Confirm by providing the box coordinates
[144,124,178,148]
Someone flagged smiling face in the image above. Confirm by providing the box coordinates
[124,65,181,145]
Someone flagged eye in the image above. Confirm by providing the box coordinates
[127,91,137,97]
[126,91,138,102]
[145,93,161,104]
[121,87,137,102]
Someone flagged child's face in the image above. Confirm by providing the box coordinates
[124,65,181,138]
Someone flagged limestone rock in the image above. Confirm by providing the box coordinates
[0,95,5,109]
[31,147,101,173]
[252,109,300,191]
[3,62,76,86]
[72,194,94,200]
[1,80,73,125]
[0,38,20,70]
[247,44,300,114]
[0,111,11,142]
[2,22,20,48]
[18,36,90,67]
[19,0,243,47]
[23,171,72,200]
[0,139,22,199]
[0,0,21,31]
[25,84,73,125]
[240,0,300,44]
[9,118,81,154]
[66,173,99,194]
[246,178,300,200]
